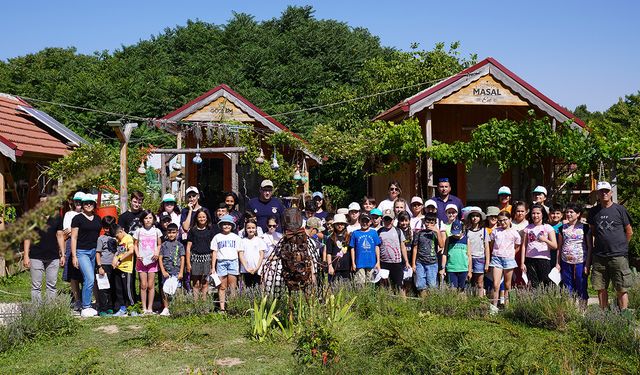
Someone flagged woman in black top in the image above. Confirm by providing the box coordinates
[71,194,102,316]
[223,191,244,230]
[326,214,352,282]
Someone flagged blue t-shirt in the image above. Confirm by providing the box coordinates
[247,197,285,233]
[433,195,464,222]
[349,228,381,269]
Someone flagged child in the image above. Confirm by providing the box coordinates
[96,216,117,316]
[393,198,407,219]
[346,202,361,233]
[511,201,529,287]
[326,214,352,282]
[361,196,377,215]
[134,210,162,314]
[556,202,591,308]
[370,208,383,230]
[186,208,215,301]
[442,220,472,291]
[110,224,135,316]
[239,219,266,289]
[158,223,185,316]
[484,206,500,234]
[211,215,242,312]
[397,212,415,294]
[214,203,230,234]
[489,212,522,307]
[261,216,282,259]
[521,204,557,288]
[409,197,425,233]
[548,205,564,267]
[239,211,263,238]
[377,210,409,294]
[465,208,490,296]
[412,212,445,296]
[349,213,381,286]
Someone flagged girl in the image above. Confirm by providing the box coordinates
[223,191,244,229]
[489,212,522,307]
[134,210,162,314]
[521,204,557,288]
[361,196,377,215]
[326,214,352,282]
[262,216,282,259]
[185,208,215,300]
[157,193,181,226]
[377,181,402,212]
[556,202,590,307]
[397,211,414,294]
[393,198,407,218]
[511,201,529,287]
[239,211,263,238]
[484,206,501,235]
[312,192,329,223]
[409,197,425,233]
[70,194,102,317]
[239,219,266,289]
[465,208,490,296]
[212,215,242,311]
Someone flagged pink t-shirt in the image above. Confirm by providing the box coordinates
[490,227,522,259]
[523,223,555,259]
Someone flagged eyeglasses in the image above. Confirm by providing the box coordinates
[389,187,400,192]
[497,219,509,223]
[267,224,277,228]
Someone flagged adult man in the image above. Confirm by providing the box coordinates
[433,178,463,222]
[247,180,285,233]
[118,190,144,235]
[587,181,634,310]
[531,186,550,214]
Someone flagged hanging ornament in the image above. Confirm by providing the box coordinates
[255,147,265,164]
[172,162,182,171]
[137,161,146,175]
[192,142,203,165]
[271,148,280,170]
[293,166,302,180]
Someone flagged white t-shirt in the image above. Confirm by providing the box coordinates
[133,226,162,260]
[239,227,264,239]
[261,232,282,258]
[377,199,394,213]
[63,211,80,230]
[211,232,241,260]
[240,236,267,273]
[410,216,425,234]
[347,223,361,233]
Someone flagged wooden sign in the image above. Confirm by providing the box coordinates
[437,75,529,106]
[184,97,255,122]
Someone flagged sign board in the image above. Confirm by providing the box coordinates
[184,97,255,122]
[437,75,529,106]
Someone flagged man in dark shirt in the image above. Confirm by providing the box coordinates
[587,181,634,310]
[118,190,144,235]
[247,180,285,233]
[433,178,463,222]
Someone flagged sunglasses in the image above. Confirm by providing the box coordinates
[267,224,277,228]
[389,187,400,191]
[82,201,95,206]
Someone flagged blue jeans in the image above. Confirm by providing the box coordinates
[76,248,96,308]
[415,262,438,290]
[560,261,588,300]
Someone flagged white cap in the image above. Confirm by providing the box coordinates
[72,192,85,201]
[410,196,424,205]
[312,191,324,199]
[186,186,199,195]
[260,180,274,188]
[532,186,547,195]
[596,181,612,191]
[425,199,437,208]
[348,202,361,211]
[162,193,176,202]
[445,203,458,212]
[382,209,395,219]
[498,186,511,195]
[81,193,97,202]
[336,208,349,215]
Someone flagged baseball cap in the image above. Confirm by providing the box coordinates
[162,193,177,203]
[72,192,85,201]
[333,213,348,225]
[359,212,371,222]
[498,186,512,196]
[186,186,199,195]
[450,220,463,236]
[81,193,97,203]
[410,196,424,205]
[486,206,501,217]
[445,203,458,213]
[596,181,612,191]
[370,208,383,217]
[382,209,394,220]
[260,180,274,188]
[532,186,547,195]
[306,217,325,232]
[348,202,361,211]
[312,191,324,199]
[425,199,437,209]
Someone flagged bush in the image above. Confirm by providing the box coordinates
[580,307,640,354]
[415,287,490,318]
[627,274,640,311]
[0,296,77,353]
[169,292,217,318]
[505,287,579,330]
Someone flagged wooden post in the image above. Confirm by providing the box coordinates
[110,122,138,213]
[160,153,169,195]
[177,130,185,201]
[425,107,434,197]
[610,161,618,203]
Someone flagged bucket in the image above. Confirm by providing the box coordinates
[96,205,118,235]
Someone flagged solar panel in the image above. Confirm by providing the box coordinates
[17,105,86,146]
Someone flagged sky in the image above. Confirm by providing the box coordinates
[1,0,638,112]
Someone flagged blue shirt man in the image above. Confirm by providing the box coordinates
[433,178,463,222]
[247,179,285,233]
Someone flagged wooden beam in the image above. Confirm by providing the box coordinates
[153,147,246,154]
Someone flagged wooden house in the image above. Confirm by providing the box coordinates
[0,93,86,228]
[373,57,585,207]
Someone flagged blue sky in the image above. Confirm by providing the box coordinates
[1,0,638,112]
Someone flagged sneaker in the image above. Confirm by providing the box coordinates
[106,309,114,315]
[143,310,155,315]
[488,304,500,315]
[160,308,170,316]
[113,308,128,317]
[129,311,141,317]
[81,307,98,317]
[99,311,113,317]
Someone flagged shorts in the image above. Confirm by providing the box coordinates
[591,255,633,292]
[415,262,438,290]
[62,244,83,282]
[490,255,517,270]
[380,262,404,289]
[217,259,239,277]
[136,259,158,273]
[354,268,374,285]
[472,257,486,274]
[190,253,212,276]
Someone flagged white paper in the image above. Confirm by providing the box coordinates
[142,256,154,266]
[521,272,529,285]
[378,269,390,279]
[403,267,413,280]
[162,276,179,295]
[370,269,382,283]
[96,273,110,290]
[548,267,561,285]
[209,272,222,287]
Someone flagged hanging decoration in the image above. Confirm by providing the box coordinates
[271,147,280,170]
[255,147,265,164]
[137,161,147,175]
[193,142,203,165]
[293,166,302,181]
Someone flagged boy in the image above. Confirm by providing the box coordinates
[110,224,136,316]
[412,212,445,296]
[349,213,381,285]
[96,216,117,316]
[442,220,472,291]
[548,205,564,267]
[158,223,185,316]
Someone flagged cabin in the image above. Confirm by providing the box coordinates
[0,93,86,228]
[372,57,586,207]
[159,84,320,209]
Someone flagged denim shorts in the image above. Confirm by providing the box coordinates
[490,255,517,270]
[217,259,239,277]
[472,257,486,274]
[415,262,438,290]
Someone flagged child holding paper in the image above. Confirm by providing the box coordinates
[158,223,185,316]
[521,204,557,288]
[96,216,117,316]
[134,210,162,314]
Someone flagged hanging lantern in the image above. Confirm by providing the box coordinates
[192,142,203,165]
[271,148,279,170]
[137,161,146,174]
[293,166,302,180]
[255,148,265,164]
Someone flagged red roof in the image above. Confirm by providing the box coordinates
[0,94,73,158]
[161,84,304,141]
[375,57,585,127]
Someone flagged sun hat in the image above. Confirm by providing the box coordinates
[306,217,325,232]
[260,180,274,188]
[532,186,547,195]
[382,209,395,220]
[497,186,512,196]
[333,213,348,225]
[464,206,486,220]
[410,196,424,205]
[445,203,458,213]
[186,186,199,195]
[486,206,501,217]
[336,208,349,215]
[217,214,236,229]
[162,193,177,203]
[596,181,612,191]
[312,191,324,199]
[370,208,383,217]
[425,199,438,209]
[348,202,361,211]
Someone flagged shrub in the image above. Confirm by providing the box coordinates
[505,287,579,330]
[169,292,217,318]
[416,287,489,318]
[0,296,77,353]
[293,321,340,368]
[627,274,640,312]
[580,307,640,354]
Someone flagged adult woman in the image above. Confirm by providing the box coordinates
[377,181,402,213]
[223,191,244,229]
[157,193,180,226]
[62,191,84,310]
[70,193,102,317]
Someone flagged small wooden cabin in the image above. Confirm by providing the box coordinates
[373,57,585,207]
